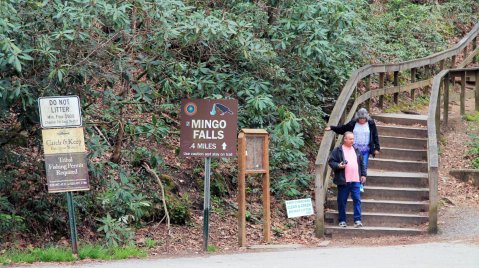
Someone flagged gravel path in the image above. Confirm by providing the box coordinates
[435,89,479,243]
[438,205,479,240]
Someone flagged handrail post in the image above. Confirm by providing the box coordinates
[411,68,417,100]
[475,70,479,112]
[451,55,457,68]
[428,165,439,234]
[444,73,450,125]
[365,75,371,111]
[393,71,399,104]
[314,164,326,238]
[473,37,477,63]
[379,72,385,108]
[460,71,466,115]
[436,80,441,138]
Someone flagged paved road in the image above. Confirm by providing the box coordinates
[17,242,479,268]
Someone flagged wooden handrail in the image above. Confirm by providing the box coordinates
[427,67,479,233]
[314,23,479,237]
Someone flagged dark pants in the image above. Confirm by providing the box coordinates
[337,182,362,222]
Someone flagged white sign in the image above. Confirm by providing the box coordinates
[285,198,314,218]
[38,96,82,128]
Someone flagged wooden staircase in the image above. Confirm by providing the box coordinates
[324,113,431,237]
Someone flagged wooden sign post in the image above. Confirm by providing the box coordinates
[237,129,270,247]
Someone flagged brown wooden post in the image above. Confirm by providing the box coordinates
[439,60,445,71]
[365,75,371,111]
[428,166,439,234]
[237,132,246,247]
[450,56,456,89]
[463,46,468,60]
[411,68,417,100]
[476,70,479,112]
[444,73,450,126]
[451,55,456,68]
[379,72,385,109]
[262,135,270,243]
[393,71,399,104]
[237,129,270,246]
[461,71,466,115]
[473,37,477,64]
[436,80,442,138]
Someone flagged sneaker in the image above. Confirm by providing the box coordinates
[354,221,363,228]
[338,221,347,227]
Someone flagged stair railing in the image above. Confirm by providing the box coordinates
[428,67,479,233]
[315,23,479,237]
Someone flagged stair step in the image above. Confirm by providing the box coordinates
[362,186,429,201]
[377,147,427,161]
[367,170,428,187]
[374,113,428,126]
[369,158,427,173]
[326,199,429,213]
[325,211,428,227]
[325,226,425,237]
[376,125,427,139]
[380,136,427,150]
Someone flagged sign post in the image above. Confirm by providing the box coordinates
[38,96,88,256]
[180,99,238,251]
[203,157,211,250]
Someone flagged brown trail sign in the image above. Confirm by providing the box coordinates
[180,99,238,158]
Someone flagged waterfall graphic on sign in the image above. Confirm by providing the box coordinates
[210,104,217,115]
[210,103,234,116]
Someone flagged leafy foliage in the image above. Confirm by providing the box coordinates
[468,135,479,169]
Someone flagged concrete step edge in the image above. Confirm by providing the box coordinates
[380,147,427,152]
[367,170,428,178]
[365,186,429,191]
[370,158,427,164]
[325,211,428,218]
[376,125,427,131]
[326,198,429,205]
[379,135,428,141]
[374,113,428,120]
[325,226,425,232]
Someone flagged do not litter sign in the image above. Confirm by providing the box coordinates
[38,96,82,128]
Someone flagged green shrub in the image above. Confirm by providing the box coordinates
[97,214,135,248]
[168,194,191,225]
